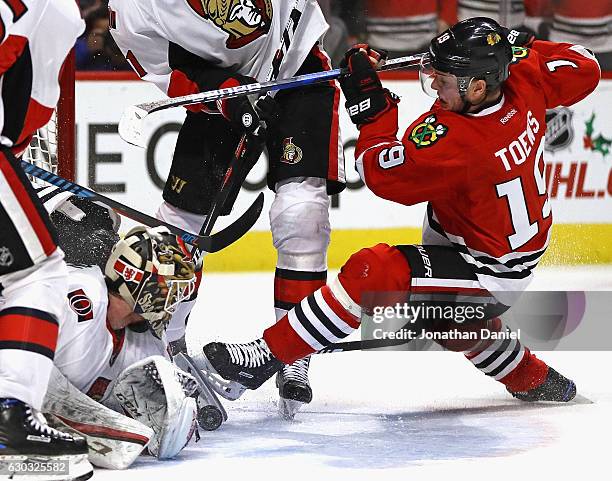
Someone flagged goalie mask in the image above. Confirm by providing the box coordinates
[105,226,197,339]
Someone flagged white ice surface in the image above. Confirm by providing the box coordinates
[92,266,612,481]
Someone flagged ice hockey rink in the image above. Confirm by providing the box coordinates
[92,265,612,481]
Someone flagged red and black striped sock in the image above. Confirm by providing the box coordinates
[274,268,327,318]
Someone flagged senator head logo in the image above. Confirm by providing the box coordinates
[186,0,273,49]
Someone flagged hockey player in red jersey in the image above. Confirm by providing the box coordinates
[0,1,94,477]
[109,0,343,419]
[198,18,600,405]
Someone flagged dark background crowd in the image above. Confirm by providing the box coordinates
[76,0,612,72]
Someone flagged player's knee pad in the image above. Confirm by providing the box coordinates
[112,356,197,459]
[270,177,330,271]
[336,243,412,309]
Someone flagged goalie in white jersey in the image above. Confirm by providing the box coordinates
[108,0,345,419]
[16,191,203,469]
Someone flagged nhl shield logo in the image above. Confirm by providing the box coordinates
[545,107,574,152]
[186,0,273,49]
[281,137,303,164]
[0,246,13,267]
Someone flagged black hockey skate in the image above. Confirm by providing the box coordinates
[508,368,577,402]
[276,357,312,420]
[0,398,93,480]
[200,339,283,400]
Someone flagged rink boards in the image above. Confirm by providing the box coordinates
[73,75,612,270]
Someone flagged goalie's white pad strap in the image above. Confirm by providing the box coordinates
[113,355,197,459]
[42,367,153,470]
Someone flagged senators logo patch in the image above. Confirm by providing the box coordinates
[410,115,448,149]
[186,0,273,49]
[68,289,94,322]
[281,137,303,164]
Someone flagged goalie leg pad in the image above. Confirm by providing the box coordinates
[42,367,152,470]
[112,356,197,460]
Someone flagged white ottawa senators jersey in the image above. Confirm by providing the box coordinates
[54,265,168,402]
[108,0,328,94]
[0,0,84,153]
[53,266,115,394]
[354,41,600,304]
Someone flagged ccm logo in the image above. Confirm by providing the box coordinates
[348,98,371,117]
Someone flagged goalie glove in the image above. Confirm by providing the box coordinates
[339,44,399,127]
[113,356,197,459]
[34,185,120,231]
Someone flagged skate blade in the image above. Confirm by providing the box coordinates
[572,394,594,405]
[195,354,247,401]
[175,353,228,428]
[278,397,306,421]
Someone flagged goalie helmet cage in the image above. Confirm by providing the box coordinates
[23,49,76,182]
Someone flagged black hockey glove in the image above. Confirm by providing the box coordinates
[339,44,399,127]
[216,75,261,133]
[503,26,536,48]
[217,76,280,136]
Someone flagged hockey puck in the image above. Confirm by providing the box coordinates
[197,405,224,431]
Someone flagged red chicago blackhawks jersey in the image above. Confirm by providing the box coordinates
[108,0,328,97]
[0,0,84,153]
[355,41,600,299]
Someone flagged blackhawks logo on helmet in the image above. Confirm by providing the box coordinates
[410,115,448,149]
[487,33,502,46]
[186,0,273,49]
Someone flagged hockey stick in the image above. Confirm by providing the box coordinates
[119,52,425,147]
[194,0,306,249]
[315,336,414,354]
[315,317,423,354]
[198,133,262,242]
[21,161,263,254]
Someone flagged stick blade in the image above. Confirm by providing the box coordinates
[206,192,264,253]
[118,106,148,147]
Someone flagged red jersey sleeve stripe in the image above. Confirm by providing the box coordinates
[0,151,56,257]
[0,307,59,357]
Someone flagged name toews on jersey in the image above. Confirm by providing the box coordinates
[353,40,600,303]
